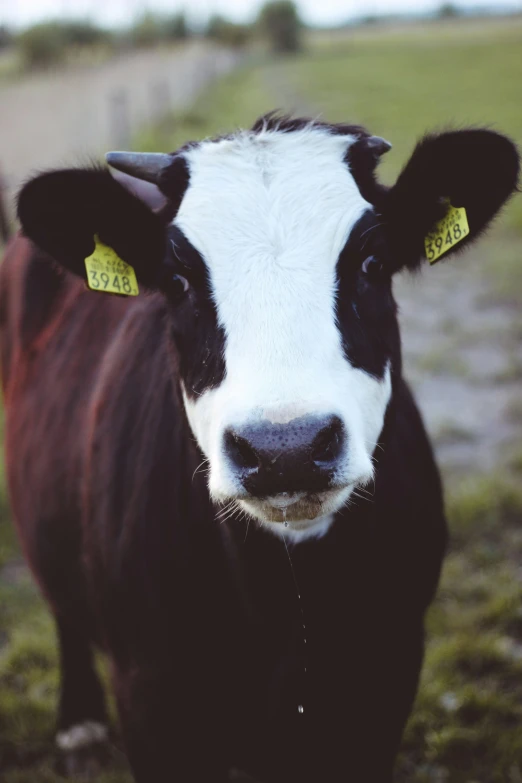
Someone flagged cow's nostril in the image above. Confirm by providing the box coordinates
[225,414,345,496]
[311,417,344,466]
[225,430,260,471]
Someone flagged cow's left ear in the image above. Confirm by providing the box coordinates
[379,129,520,271]
[17,168,167,288]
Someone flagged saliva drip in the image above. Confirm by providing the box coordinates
[282,533,307,716]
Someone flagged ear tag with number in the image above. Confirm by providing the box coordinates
[85,236,139,296]
[424,203,469,264]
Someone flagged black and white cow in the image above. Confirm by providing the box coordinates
[1,115,518,782]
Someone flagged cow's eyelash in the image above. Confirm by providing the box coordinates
[360,222,384,253]
[337,222,385,270]
[169,240,203,283]
[170,239,182,261]
[170,240,191,269]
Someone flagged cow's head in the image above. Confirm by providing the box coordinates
[18,116,519,540]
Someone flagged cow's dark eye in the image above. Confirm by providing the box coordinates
[167,274,190,300]
[361,255,383,278]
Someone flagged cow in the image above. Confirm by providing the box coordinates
[0,114,518,783]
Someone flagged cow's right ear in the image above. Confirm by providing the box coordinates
[17,168,167,288]
[379,129,520,272]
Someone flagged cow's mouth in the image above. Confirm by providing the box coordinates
[239,486,352,527]
[265,491,325,522]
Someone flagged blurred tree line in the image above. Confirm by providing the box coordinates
[0,1,304,72]
[0,0,469,73]
[15,20,114,68]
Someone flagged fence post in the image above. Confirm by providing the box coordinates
[109,89,131,150]
[150,79,170,124]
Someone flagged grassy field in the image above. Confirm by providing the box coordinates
[2,16,522,782]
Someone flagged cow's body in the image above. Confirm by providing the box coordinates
[1,236,445,782]
[1,116,518,782]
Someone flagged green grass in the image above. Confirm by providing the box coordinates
[0,49,23,82]
[415,349,470,378]
[284,20,522,209]
[432,420,476,448]
[397,478,522,782]
[2,16,522,781]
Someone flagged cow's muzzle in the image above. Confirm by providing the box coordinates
[223,414,345,498]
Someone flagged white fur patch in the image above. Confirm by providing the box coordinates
[176,124,392,538]
[56,721,108,751]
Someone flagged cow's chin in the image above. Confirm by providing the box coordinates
[237,486,353,540]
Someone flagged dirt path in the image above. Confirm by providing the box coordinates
[395,250,522,485]
[0,42,239,213]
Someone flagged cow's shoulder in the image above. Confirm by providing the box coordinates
[84,291,184,529]
[82,294,214,645]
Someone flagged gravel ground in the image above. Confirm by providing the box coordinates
[396,247,522,484]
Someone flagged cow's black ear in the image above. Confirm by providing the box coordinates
[380,129,519,271]
[17,168,166,287]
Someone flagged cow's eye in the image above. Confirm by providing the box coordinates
[167,274,190,300]
[361,255,383,277]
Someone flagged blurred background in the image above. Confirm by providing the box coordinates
[0,0,522,781]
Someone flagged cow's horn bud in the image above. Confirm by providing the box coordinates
[105,152,173,184]
[366,136,392,156]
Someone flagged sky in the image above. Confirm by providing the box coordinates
[1,0,521,29]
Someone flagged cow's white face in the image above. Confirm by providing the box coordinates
[18,118,518,544]
[171,124,395,540]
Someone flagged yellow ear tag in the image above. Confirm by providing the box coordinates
[84,236,139,296]
[424,203,469,264]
